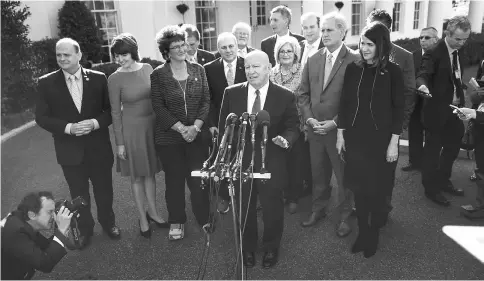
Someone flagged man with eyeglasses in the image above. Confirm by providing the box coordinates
[180,24,215,65]
[215,22,255,59]
[402,27,439,172]
[417,16,471,206]
[298,12,358,237]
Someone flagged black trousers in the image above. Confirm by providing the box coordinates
[422,113,465,194]
[408,97,424,166]
[61,149,115,237]
[284,136,311,203]
[156,138,210,226]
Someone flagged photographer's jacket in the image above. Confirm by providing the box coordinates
[1,211,68,280]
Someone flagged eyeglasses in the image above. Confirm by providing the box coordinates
[235,32,249,37]
[419,36,433,40]
[169,43,188,51]
[279,50,294,55]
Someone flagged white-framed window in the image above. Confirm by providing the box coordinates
[392,2,401,32]
[84,0,119,62]
[351,0,362,36]
[249,0,267,26]
[195,0,218,52]
[413,1,421,30]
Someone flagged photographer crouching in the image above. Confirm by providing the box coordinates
[1,191,78,280]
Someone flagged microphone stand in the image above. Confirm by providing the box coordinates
[245,114,257,181]
[200,131,218,190]
[260,126,268,184]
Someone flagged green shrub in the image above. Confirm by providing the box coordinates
[91,62,119,77]
[30,37,58,77]
[393,37,420,53]
[140,57,164,69]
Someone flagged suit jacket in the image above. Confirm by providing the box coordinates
[391,43,416,130]
[417,39,466,130]
[150,61,210,145]
[298,44,359,140]
[35,68,114,166]
[1,211,69,280]
[218,82,299,169]
[204,57,247,127]
[339,62,405,135]
[196,49,216,66]
[261,32,305,67]
[299,38,325,63]
[413,48,423,75]
[214,46,256,59]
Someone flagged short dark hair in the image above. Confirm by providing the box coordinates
[155,25,187,62]
[446,15,471,35]
[17,191,54,221]
[180,24,200,41]
[358,21,393,72]
[367,9,392,30]
[271,5,292,26]
[110,33,140,61]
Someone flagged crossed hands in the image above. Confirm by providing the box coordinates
[70,120,95,136]
[308,119,337,135]
[180,125,198,143]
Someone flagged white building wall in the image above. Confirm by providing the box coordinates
[216,1,251,44]
[23,0,63,41]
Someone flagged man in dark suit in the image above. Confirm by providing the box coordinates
[35,38,120,248]
[205,32,248,213]
[403,27,439,172]
[181,24,216,65]
[218,50,299,268]
[366,10,416,220]
[215,22,256,59]
[1,192,73,280]
[417,16,471,206]
[261,5,305,67]
[300,12,324,68]
[298,12,359,237]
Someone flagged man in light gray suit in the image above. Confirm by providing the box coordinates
[298,12,359,237]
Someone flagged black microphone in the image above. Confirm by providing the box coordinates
[257,110,270,175]
[249,113,257,145]
[231,112,249,175]
[211,113,238,181]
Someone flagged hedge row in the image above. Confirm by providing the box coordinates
[91,57,164,78]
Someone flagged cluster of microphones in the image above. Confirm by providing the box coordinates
[200,110,271,184]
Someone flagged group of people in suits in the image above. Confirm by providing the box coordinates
[3,3,483,279]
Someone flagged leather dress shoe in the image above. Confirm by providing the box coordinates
[103,225,121,239]
[425,192,450,207]
[242,251,255,268]
[78,235,92,250]
[287,202,298,214]
[301,211,326,227]
[401,163,420,171]
[461,205,484,220]
[336,220,352,237]
[441,181,464,196]
[262,250,279,269]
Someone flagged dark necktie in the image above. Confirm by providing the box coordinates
[451,50,464,105]
[251,89,261,114]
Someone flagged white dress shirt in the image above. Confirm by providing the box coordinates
[187,50,198,63]
[444,37,462,103]
[237,47,248,58]
[223,58,237,80]
[247,81,269,113]
[62,67,99,135]
[326,43,344,68]
[301,37,321,66]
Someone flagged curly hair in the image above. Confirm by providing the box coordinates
[155,25,187,62]
[110,33,140,61]
[366,9,392,30]
[274,36,301,65]
[357,21,393,73]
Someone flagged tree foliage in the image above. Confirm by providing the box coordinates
[57,0,101,62]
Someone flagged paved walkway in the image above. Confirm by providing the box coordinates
[2,126,483,279]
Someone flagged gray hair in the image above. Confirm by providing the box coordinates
[301,12,321,27]
[271,5,292,27]
[446,15,471,35]
[273,36,301,65]
[421,26,439,38]
[56,38,81,53]
[217,32,238,48]
[321,12,348,37]
[232,22,252,35]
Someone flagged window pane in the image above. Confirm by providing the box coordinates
[85,0,94,10]
[100,29,108,45]
[106,12,116,28]
[107,29,117,44]
[95,13,104,27]
[94,0,104,10]
[105,0,114,10]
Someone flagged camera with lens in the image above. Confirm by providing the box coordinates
[55,196,87,215]
[54,196,87,249]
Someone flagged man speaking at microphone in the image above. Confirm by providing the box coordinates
[218,50,299,268]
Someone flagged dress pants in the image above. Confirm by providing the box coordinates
[422,112,465,194]
[156,137,210,226]
[408,97,425,167]
[308,130,352,220]
[473,121,484,208]
[284,136,309,203]
[61,148,115,236]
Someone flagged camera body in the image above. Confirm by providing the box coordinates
[55,196,87,215]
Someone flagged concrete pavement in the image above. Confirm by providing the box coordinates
[1,126,483,280]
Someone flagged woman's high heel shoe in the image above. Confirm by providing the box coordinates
[139,221,152,238]
[146,212,170,228]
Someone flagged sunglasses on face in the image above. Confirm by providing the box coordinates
[419,36,433,40]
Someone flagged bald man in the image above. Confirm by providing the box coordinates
[218,50,299,268]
